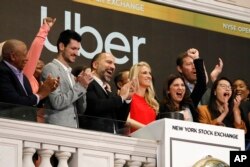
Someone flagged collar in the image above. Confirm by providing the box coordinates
[93,75,107,88]
[54,59,72,73]
[3,60,23,75]
[185,80,195,92]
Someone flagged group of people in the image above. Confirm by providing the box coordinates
[0,17,249,150]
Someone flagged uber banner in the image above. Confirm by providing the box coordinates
[0,0,249,98]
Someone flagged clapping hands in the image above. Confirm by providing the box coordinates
[37,74,60,100]
[77,70,93,89]
[119,79,137,101]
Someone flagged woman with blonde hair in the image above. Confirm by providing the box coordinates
[127,61,159,132]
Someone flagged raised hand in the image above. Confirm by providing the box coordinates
[187,48,199,59]
[43,17,56,28]
[210,58,223,82]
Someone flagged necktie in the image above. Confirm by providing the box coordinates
[103,85,110,94]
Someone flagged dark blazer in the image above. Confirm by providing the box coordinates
[0,61,37,105]
[187,58,207,108]
[0,61,37,121]
[80,79,130,134]
[240,100,250,140]
[181,59,207,122]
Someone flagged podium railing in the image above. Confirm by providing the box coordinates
[0,102,245,167]
[0,102,131,136]
[0,102,157,167]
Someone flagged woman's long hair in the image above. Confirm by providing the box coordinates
[129,61,159,113]
[161,74,192,111]
[208,77,234,127]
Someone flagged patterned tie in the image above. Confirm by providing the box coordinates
[103,84,110,94]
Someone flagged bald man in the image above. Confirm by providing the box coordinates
[81,52,134,134]
[0,39,58,107]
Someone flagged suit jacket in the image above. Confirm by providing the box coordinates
[80,79,130,134]
[183,58,207,122]
[187,58,207,108]
[41,59,86,128]
[0,61,37,121]
[239,100,250,139]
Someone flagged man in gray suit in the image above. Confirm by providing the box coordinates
[41,30,92,128]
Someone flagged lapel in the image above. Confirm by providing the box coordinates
[1,61,31,96]
[70,73,76,86]
[23,75,33,95]
[52,59,74,87]
[92,80,109,98]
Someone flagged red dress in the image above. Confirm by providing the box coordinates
[130,94,156,132]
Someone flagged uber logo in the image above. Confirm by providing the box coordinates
[230,151,250,167]
[41,6,146,65]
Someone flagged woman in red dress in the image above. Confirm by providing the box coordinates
[127,61,159,132]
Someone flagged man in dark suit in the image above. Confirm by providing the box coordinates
[0,39,59,121]
[80,52,134,134]
[175,48,208,122]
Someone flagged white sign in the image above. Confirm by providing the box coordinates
[131,118,245,167]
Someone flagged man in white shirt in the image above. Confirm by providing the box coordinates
[42,30,92,128]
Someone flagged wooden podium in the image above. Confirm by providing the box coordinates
[131,118,245,167]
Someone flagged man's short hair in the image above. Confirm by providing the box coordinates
[176,51,188,66]
[56,30,81,53]
[114,70,129,90]
[90,52,103,70]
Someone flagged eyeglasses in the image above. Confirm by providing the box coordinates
[218,84,232,90]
